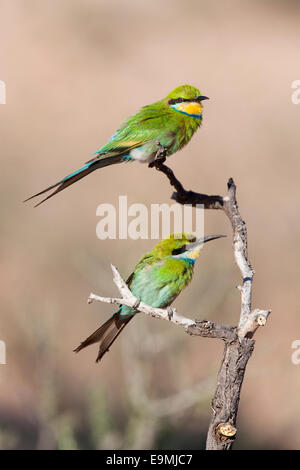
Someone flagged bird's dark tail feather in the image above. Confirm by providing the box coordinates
[24,155,123,207]
[74,309,133,362]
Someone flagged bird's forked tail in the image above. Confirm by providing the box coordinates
[74,309,133,362]
[24,154,124,207]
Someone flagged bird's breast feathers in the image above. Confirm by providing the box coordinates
[129,146,151,162]
[128,140,164,163]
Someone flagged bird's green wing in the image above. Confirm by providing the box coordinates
[129,257,194,309]
[126,250,159,288]
[90,103,177,163]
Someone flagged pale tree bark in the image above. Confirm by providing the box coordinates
[88,163,271,450]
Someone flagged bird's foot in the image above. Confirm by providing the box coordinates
[148,143,167,168]
[133,298,141,310]
[167,307,174,321]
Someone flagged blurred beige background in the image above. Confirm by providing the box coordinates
[0,0,300,449]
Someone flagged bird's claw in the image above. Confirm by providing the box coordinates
[148,143,167,168]
[167,307,174,320]
[133,298,141,310]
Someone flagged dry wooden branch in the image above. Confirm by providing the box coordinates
[87,162,270,450]
[150,160,271,449]
[88,264,196,329]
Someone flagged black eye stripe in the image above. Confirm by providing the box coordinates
[168,97,201,105]
[172,245,186,255]
[168,98,184,105]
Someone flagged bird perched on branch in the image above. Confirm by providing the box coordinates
[74,233,225,362]
[25,85,208,206]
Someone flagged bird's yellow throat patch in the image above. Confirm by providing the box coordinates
[176,101,203,117]
[187,245,203,259]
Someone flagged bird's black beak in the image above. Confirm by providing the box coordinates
[197,96,209,102]
[187,234,226,250]
[185,234,226,259]
[202,234,226,244]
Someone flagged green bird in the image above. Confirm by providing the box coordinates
[74,233,225,362]
[25,85,208,206]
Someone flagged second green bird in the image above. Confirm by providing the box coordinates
[25,85,208,206]
[74,232,225,362]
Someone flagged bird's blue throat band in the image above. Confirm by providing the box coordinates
[172,256,195,264]
[170,104,202,119]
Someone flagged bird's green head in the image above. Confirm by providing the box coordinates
[151,232,225,259]
[166,85,209,119]
[175,234,226,261]
[152,232,226,262]
[151,233,197,259]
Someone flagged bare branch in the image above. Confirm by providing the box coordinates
[188,320,237,342]
[237,308,271,339]
[87,162,271,450]
[88,265,196,330]
[150,159,224,209]
[149,161,271,450]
